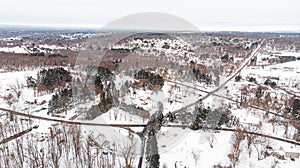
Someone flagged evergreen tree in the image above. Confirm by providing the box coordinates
[145,128,160,168]
[293,99,300,116]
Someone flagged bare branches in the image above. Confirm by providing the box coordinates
[228,129,244,168]
[207,134,215,148]
[119,138,138,168]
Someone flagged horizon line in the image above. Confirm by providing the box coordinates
[1,22,300,33]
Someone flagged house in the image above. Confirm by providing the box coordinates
[272,149,285,160]
[284,148,300,159]
[273,147,300,160]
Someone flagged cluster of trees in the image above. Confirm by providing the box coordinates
[93,67,112,93]
[236,76,276,88]
[190,107,211,130]
[37,67,72,90]
[192,68,212,84]
[110,48,131,53]
[190,106,231,130]
[0,120,135,168]
[85,82,116,120]
[45,65,116,118]
[30,52,45,56]
[134,69,164,87]
[279,56,297,63]
[48,88,72,115]
[83,66,116,120]
[235,76,257,84]
[249,77,257,83]
[86,66,112,87]
[0,53,74,72]
[47,53,68,58]
[226,124,272,168]
[85,105,102,120]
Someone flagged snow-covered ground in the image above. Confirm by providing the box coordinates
[1,39,300,167]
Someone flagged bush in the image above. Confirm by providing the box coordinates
[264,79,276,88]
[264,79,271,86]
[235,76,241,82]
[270,81,277,88]
[249,77,257,83]
[221,54,229,61]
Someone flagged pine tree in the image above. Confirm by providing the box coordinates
[145,128,160,168]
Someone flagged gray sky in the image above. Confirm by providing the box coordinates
[0,0,300,31]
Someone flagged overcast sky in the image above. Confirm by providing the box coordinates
[0,0,300,31]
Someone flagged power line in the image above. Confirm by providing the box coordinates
[1,107,300,146]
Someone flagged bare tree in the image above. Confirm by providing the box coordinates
[27,136,47,168]
[207,134,215,148]
[228,130,244,168]
[191,149,200,166]
[12,138,25,167]
[253,136,270,161]
[245,126,258,158]
[119,138,138,168]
